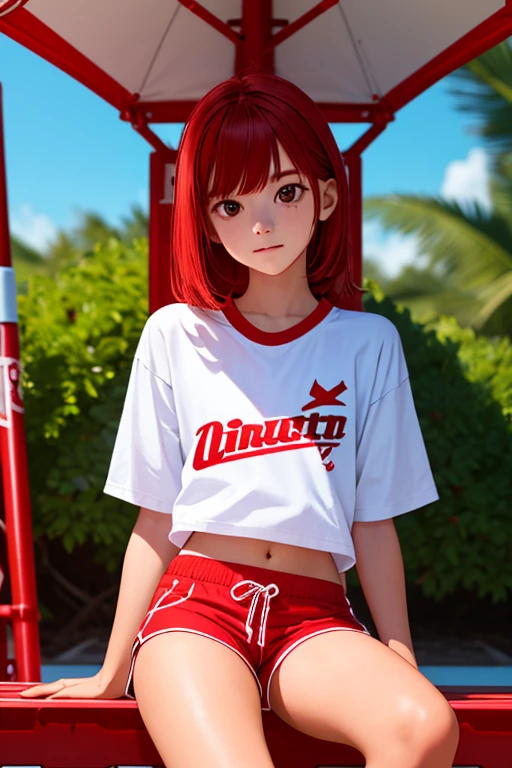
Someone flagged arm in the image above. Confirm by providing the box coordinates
[352,518,418,669]
[100,507,180,688]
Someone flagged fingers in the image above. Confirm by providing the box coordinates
[20,678,86,698]
[47,679,84,699]
[20,680,65,698]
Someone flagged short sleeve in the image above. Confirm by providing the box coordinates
[103,315,183,513]
[354,320,439,522]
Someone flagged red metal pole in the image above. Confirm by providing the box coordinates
[347,118,391,158]
[236,0,274,74]
[0,82,41,681]
[342,152,363,313]
[149,149,177,314]
[341,120,392,312]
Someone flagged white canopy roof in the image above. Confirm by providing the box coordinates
[1,1,510,127]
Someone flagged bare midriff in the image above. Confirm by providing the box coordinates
[179,532,344,586]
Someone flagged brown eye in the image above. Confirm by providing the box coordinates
[215,200,241,218]
[276,184,307,204]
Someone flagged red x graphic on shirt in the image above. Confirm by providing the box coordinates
[301,379,347,411]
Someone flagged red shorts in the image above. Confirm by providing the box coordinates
[125,554,370,711]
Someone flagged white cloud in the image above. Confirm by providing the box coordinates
[364,147,491,278]
[440,147,491,211]
[10,203,58,254]
[364,220,427,279]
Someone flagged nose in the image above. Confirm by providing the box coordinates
[252,219,274,236]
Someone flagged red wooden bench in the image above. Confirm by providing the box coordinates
[1,682,512,767]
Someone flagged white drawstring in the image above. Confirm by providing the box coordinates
[230,580,279,647]
[137,578,195,640]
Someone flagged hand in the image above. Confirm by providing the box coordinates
[19,670,127,700]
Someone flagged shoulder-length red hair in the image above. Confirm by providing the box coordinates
[170,72,361,310]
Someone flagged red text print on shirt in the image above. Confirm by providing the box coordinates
[192,379,347,473]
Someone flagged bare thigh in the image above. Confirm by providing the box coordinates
[269,630,459,766]
[133,632,275,768]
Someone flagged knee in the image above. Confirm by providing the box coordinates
[395,695,460,757]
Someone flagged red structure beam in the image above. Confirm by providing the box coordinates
[386,4,512,113]
[126,98,386,125]
[265,0,338,52]
[176,0,242,46]
[0,8,132,114]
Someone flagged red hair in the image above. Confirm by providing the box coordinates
[170,72,361,309]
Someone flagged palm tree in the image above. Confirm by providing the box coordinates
[448,40,512,160]
[42,203,149,274]
[10,203,149,286]
[364,40,512,337]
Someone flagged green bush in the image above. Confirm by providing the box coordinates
[424,314,512,425]
[359,279,512,602]
[18,255,512,601]
[19,237,149,571]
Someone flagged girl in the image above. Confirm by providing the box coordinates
[22,73,459,768]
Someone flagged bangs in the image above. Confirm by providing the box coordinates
[201,104,285,201]
[171,72,361,310]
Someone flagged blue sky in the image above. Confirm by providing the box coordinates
[0,31,491,277]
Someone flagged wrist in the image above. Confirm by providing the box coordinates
[99,660,131,687]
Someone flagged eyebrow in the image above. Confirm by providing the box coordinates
[209,167,302,203]
[270,168,301,182]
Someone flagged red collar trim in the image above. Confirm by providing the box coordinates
[221,296,334,346]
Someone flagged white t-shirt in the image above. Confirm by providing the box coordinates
[103,297,439,573]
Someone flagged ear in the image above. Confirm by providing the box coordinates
[318,178,338,222]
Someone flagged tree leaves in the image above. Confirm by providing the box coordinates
[360,284,512,603]
[20,237,147,570]
[363,39,512,337]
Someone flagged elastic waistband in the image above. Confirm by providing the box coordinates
[164,554,345,602]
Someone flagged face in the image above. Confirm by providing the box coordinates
[206,143,337,277]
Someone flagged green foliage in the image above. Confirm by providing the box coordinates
[447,39,512,159]
[18,248,512,601]
[363,193,512,335]
[42,205,149,276]
[362,40,512,337]
[18,237,149,571]
[11,234,49,294]
[357,280,512,603]
[424,315,512,424]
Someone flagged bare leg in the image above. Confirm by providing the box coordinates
[133,631,275,768]
[269,629,459,767]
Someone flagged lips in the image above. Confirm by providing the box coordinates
[253,245,283,252]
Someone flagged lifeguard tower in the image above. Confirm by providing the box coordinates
[0,2,511,765]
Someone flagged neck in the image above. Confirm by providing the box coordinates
[233,249,318,318]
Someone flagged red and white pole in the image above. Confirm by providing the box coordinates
[0,82,41,681]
